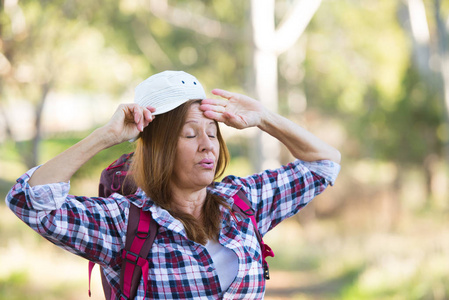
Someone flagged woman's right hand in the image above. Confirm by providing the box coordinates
[103,103,156,145]
[28,103,155,187]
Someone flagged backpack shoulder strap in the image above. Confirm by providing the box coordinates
[88,203,158,299]
[120,203,158,299]
[90,153,154,299]
[231,190,274,280]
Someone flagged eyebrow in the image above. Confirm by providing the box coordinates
[185,120,216,126]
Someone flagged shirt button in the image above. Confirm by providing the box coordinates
[207,267,214,272]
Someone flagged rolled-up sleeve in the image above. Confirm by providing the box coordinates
[224,159,340,236]
[5,166,129,265]
[300,160,340,186]
[12,166,71,211]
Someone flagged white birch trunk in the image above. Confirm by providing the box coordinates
[251,0,280,169]
[250,0,321,170]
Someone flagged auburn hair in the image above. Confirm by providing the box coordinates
[129,100,230,244]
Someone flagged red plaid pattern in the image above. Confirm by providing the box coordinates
[6,159,339,299]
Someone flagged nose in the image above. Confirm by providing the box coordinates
[199,132,215,152]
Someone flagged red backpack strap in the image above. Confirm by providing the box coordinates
[232,190,275,280]
[119,203,158,299]
[89,153,149,299]
[88,204,158,299]
[88,261,115,299]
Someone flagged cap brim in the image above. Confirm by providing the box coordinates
[152,98,190,115]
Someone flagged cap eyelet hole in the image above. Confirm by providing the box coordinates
[193,82,197,85]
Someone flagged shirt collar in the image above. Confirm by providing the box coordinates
[128,181,243,234]
[207,181,243,207]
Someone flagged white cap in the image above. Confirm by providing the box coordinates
[134,70,206,115]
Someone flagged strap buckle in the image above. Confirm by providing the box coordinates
[136,229,151,239]
[263,264,270,280]
[119,292,130,300]
[123,250,140,265]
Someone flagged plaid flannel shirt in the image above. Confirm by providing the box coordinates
[5,159,340,299]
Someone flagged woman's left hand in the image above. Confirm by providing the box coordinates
[200,89,267,129]
[201,89,341,163]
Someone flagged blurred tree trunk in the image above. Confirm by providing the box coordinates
[1,0,53,169]
[406,0,432,75]
[0,1,11,142]
[404,0,449,203]
[30,82,52,168]
[250,0,321,170]
[406,0,449,157]
[0,102,13,140]
[434,0,449,162]
[250,0,279,170]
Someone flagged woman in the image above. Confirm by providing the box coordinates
[6,70,341,299]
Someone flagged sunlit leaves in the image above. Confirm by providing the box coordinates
[301,0,442,164]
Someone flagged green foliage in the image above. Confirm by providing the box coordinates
[38,133,135,180]
[347,65,442,164]
[304,1,408,114]
[0,271,30,300]
[0,269,84,300]
[301,0,442,166]
[340,268,449,300]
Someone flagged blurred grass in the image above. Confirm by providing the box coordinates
[1,137,449,299]
[264,210,449,300]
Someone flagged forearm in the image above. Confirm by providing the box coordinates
[258,110,341,163]
[6,169,128,265]
[27,103,154,187]
[28,127,115,186]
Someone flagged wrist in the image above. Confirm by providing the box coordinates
[91,127,118,150]
[257,109,277,132]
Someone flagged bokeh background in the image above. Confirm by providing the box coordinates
[1,0,449,299]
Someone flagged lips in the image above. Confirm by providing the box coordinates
[199,158,215,169]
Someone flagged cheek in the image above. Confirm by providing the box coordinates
[175,143,185,164]
[175,141,195,164]
[214,141,220,157]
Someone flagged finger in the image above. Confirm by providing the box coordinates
[142,107,155,128]
[223,111,247,128]
[201,98,228,106]
[143,118,151,129]
[132,106,145,132]
[211,89,236,100]
[120,104,137,124]
[143,107,155,122]
[202,110,226,123]
[199,103,226,113]
[146,106,156,113]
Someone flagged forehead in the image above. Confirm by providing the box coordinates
[184,103,216,126]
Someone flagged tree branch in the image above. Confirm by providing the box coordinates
[274,0,322,55]
[131,18,173,71]
[405,0,432,75]
[0,97,14,141]
[147,0,239,40]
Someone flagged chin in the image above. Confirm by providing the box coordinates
[198,176,216,187]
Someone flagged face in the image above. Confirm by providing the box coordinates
[171,103,220,191]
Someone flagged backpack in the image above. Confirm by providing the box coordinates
[88,153,274,299]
